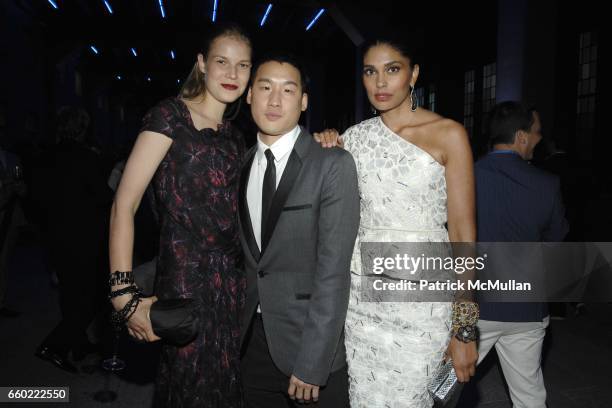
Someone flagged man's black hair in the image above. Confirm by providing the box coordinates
[251,53,310,94]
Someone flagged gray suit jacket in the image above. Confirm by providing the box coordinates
[238,127,360,386]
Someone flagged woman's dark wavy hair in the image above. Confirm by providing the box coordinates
[179,23,252,120]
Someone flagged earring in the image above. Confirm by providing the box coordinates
[371,105,378,115]
[409,85,417,112]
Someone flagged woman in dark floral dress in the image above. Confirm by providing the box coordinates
[109,24,252,407]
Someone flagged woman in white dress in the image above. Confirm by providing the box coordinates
[317,39,478,407]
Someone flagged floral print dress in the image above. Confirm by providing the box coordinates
[141,97,246,408]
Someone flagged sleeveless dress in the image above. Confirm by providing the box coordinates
[141,97,246,408]
[343,116,453,408]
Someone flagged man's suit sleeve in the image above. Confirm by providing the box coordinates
[292,151,360,385]
[542,177,569,242]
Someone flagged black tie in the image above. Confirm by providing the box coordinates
[261,148,276,237]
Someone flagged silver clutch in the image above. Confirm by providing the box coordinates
[428,359,459,405]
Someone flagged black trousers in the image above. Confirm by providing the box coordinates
[241,314,349,408]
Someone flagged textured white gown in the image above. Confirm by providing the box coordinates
[342,116,453,408]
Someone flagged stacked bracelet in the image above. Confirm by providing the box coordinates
[109,285,140,300]
[124,296,140,322]
[109,271,134,287]
[451,301,479,343]
[109,270,143,327]
[110,294,141,326]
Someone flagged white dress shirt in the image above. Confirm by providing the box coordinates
[246,125,300,250]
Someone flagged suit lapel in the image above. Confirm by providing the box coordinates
[260,129,314,256]
[260,149,302,255]
[239,150,261,262]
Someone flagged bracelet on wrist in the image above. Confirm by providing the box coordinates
[451,301,479,343]
[109,284,140,300]
[109,270,134,287]
[451,301,479,328]
[453,325,479,343]
[110,290,142,327]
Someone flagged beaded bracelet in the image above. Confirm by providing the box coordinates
[124,297,140,322]
[110,297,138,326]
[110,291,142,327]
[108,284,140,300]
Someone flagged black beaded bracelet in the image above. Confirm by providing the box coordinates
[111,299,136,326]
[124,297,140,322]
[109,285,140,300]
[110,291,142,327]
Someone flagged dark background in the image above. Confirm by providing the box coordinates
[0,0,609,239]
[0,2,610,406]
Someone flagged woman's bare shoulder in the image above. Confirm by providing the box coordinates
[419,116,470,164]
[427,117,468,142]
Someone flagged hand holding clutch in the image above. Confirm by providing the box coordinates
[149,298,199,346]
[428,359,459,405]
[132,259,199,346]
[126,296,161,343]
[445,337,477,382]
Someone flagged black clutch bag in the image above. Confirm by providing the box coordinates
[133,258,157,296]
[133,258,199,346]
[150,298,199,346]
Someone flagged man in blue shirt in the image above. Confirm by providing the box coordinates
[475,102,568,408]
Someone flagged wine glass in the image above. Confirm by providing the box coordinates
[101,326,126,371]
[93,324,125,403]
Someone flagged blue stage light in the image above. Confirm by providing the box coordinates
[103,0,113,14]
[260,4,273,27]
[212,0,218,22]
[306,8,325,31]
[158,0,166,18]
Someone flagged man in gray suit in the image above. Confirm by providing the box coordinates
[239,54,360,407]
